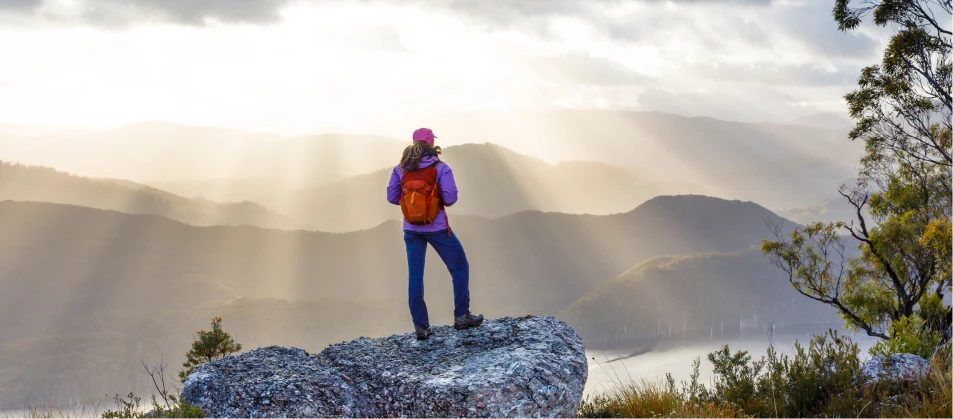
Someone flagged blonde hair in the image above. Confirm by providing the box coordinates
[400,141,442,171]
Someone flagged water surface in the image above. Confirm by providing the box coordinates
[584,329,878,398]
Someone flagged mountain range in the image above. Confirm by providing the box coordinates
[2,142,707,233]
[787,112,854,130]
[0,195,794,324]
[0,195,805,407]
[778,194,870,225]
[427,110,862,210]
[0,162,299,229]
[2,113,862,211]
[269,143,705,232]
[1,121,408,201]
[0,113,859,409]
[562,247,840,348]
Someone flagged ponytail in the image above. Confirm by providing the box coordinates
[400,141,442,171]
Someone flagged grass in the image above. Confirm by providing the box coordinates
[580,380,747,418]
[2,392,200,419]
[0,407,100,419]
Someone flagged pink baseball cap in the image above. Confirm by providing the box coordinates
[412,128,436,144]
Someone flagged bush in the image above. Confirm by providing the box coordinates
[178,317,242,383]
[870,315,944,359]
[101,391,203,419]
[579,329,952,418]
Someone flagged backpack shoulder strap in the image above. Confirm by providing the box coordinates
[401,163,439,185]
[430,161,442,183]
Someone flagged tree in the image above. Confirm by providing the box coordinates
[835,0,951,182]
[762,0,952,350]
[762,174,953,339]
[178,317,242,383]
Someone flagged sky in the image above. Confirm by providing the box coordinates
[0,0,891,135]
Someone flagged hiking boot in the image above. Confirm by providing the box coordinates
[415,325,432,340]
[453,311,484,330]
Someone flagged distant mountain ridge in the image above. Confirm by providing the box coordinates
[0,194,795,323]
[0,161,300,230]
[3,121,409,199]
[562,247,839,348]
[429,109,862,209]
[787,112,854,130]
[271,143,706,232]
[4,114,862,211]
[778,194,871,225]
[2,142,710,233]
[0,194,796,408]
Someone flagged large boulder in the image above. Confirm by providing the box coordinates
[860,353,930,384]
[182,315,588,418]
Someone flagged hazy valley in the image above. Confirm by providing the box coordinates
[0,193,830,407]
[0,114,861,409]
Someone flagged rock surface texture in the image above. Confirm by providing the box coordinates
[860,353,930,383]
[182,315,587,418]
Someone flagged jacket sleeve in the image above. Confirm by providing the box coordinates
[437,163,458,206]
[386,166,402,205]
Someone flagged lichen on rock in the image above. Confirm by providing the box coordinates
[860,353,930,384]
[181,315,587,418]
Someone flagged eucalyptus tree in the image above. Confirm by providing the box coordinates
[763,0,951,354]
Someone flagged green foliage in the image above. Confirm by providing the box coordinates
[707,345,764,408]
[763,330,863,417]
[579,330,952,418]
[764,0,952,347]
[101,391,203,418]
[761,169,951,344]
[579,331,870,418]
[871,315,944,358]
[698,330,863,417]
[178,317,242,383]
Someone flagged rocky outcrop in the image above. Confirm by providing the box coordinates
[182,315,587,418]
[860,353,930,384]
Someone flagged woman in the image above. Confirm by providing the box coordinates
[386,127,483,340]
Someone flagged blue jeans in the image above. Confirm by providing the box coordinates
[404,229,470,328]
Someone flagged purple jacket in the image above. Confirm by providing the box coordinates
[386,155,458,233]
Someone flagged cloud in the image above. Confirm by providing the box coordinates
[546,53,651,85]
[495,48,652,86]
[0,0,40,11]
[636,85,810,123]
[773,2,879,59]
[0,0,293,25]
[0,0,887,131]
[118,0,290,23]
[432,0,775,22]
[605,1,875,60]
[695,62,859,87]
[70,0,741,29]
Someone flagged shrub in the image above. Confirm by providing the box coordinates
[178,317,242,383]
[870,315,944,359]
[101,391,203,419]
[578,329,952,418]
[761,330,863,417]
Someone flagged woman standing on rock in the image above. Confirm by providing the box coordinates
[386,127,484,340]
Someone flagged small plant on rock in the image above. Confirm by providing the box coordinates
[178,317,242,383]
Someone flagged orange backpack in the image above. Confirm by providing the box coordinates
[399,162,443,225]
